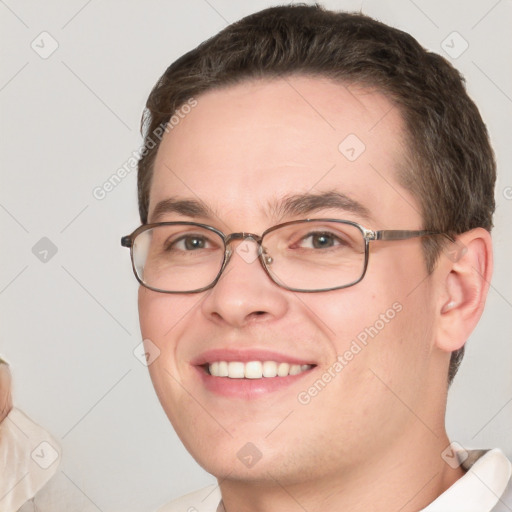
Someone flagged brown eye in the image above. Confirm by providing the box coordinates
[298,232,345,249]
[183,236,206,250]
[165,234,211,251]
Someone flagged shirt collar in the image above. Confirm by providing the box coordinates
[422,449,512,512]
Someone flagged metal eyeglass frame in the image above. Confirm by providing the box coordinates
[121,219,449,294]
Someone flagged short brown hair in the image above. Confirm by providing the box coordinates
[137,4,496,382]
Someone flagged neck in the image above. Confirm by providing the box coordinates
[218,429,465,512]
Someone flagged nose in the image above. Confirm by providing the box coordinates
[200,237,289,327]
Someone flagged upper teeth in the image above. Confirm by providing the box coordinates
[208,361,312,379]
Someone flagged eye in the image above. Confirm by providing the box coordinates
[299,231,345,249]
[167,234,212,251]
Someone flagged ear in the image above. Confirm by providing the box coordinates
[434,228,493,353]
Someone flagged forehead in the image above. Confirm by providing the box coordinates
[149,76,420,229]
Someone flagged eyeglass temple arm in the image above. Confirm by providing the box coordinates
[121,236,132,247]
[371,229,445,241]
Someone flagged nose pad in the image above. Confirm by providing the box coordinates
[262,247,273,265]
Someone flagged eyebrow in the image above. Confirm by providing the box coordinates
[150,197,213,222]
[149,191,372,225]
[270,191,373,223]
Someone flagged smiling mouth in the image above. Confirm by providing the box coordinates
[206,361,315,379]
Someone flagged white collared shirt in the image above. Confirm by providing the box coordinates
[422,449,512,512]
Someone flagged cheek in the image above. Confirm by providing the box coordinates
[137,287,196,392]
[138,286,197,344]
[297,284,385,352]
[333,268,435,400]
[304,254,433,382]
[138,287,163,342]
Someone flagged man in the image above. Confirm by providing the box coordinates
[121,5,511,511]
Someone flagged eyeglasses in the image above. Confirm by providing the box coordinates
[121,219,445,294]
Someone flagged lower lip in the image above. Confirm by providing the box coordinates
[194,366,314,399]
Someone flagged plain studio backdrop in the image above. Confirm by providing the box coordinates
[1,1,511,511]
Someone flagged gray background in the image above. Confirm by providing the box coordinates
[1,1,511,511]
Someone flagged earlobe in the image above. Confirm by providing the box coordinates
[435,228,493,353]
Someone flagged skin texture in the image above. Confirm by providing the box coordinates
[138,76,492,512]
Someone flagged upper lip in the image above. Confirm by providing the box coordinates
[191,349,317,366]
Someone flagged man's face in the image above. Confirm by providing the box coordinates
[138,76,444,483]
